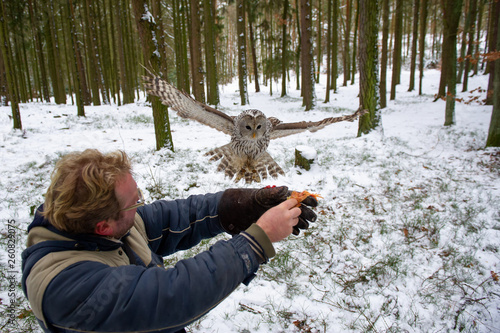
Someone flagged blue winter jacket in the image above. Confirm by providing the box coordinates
[21,192,270,332]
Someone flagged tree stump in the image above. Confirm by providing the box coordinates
[294,145,317,171]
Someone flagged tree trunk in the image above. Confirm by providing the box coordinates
[473,0,486,75]
[357,0,380,136]
[204,0,219,105]
[152,0,169,78]
[248,0,260,94]
[0,0,21,129]
[408,0,420,92]
[351,0,359,85]
[462,0,478,92]
[390,0,403,100]
[189,0,205,102]
[331,0,338,93]
[83,0,102,106]
[67,0,85,116]
[316,0,322,84]
[379,0,389,108]
[106,0,119,105]
[132,0,174,151]
[485,0,499,105]
[115,0,133,104]
[325,0,332,103]
[457,1,468,85]
[28,0,50,102]
[281,0,289,97]
[295,0,301,91]
[343,0,352,86]
[45,0,67,104]
[418,0,428,95]
[486,7,500,147]
[173,0,190,93]
[442,0,463,126]
[236,0,248,105]
[300,0,315,110]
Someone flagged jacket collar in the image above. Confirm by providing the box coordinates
[28,204,127,252]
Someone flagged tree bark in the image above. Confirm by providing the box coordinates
[343,0,352,86]
[331,0,338,93]
[351,0,359,85]
[189,0,205,102]
[300,0,315,110]
[236,0,248,105]
[485,0,499,105]
[325,0,332,103]
[486,1,500,147]
[390,0,403,100]
[408,0,420,92]
[67,0,85,117]
[281,0,289,97]
[132,0,174,151]
[83,0,102,106]
[248,0,260,94]
[45,0,67,105]
[442,0,463,126]
[357,0,381,136]
[295,0,301,91]
[379,0,389,108]
[0,0,21,129]
[462,0,478,92]
[418,0,428,95]
[204,0,219,105]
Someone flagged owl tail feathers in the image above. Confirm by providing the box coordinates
[205,146,285,184]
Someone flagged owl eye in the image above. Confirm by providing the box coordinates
[256,125,262,130]
[245,125,252,130]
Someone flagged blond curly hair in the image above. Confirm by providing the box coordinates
[41,149,132,234]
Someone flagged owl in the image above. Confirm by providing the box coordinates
[143,75,367,183]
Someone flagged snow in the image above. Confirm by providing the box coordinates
[296,145,317,160]
[1,69,499,332]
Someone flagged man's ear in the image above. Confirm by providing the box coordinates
[95,221,114,236]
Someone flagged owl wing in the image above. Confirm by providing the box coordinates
[269,108,368,140]
[143,76,234,135]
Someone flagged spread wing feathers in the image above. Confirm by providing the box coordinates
[269,108,368,140]
[206,145,285,184]
[143,76,235,135]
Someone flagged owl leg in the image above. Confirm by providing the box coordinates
[248,169,261,184]
[234,169,245,183]
[235,168,260,184]
[257,152,285,179]
[256,163,269,181]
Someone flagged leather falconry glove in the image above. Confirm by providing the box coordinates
[218,186,318,236]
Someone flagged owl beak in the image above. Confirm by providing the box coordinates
[252,132,256,139]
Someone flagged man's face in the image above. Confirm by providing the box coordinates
[105,173,140,239]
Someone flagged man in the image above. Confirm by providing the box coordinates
[22,149,318,333]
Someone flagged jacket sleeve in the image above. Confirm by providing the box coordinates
[136,191,225,256]
[42,234,261,332]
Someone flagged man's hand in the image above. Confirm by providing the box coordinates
[256,199,302,243]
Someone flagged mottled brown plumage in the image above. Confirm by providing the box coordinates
[143,75,367,183]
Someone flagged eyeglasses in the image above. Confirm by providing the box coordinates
[120,188,145,211]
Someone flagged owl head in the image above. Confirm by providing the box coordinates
[234,109,271,141]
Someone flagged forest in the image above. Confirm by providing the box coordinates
[1,1,500,332]
[0,0,499,147]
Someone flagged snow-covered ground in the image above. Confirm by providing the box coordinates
[1,69,498,332]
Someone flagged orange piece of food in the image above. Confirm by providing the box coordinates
[288,190,323,206]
